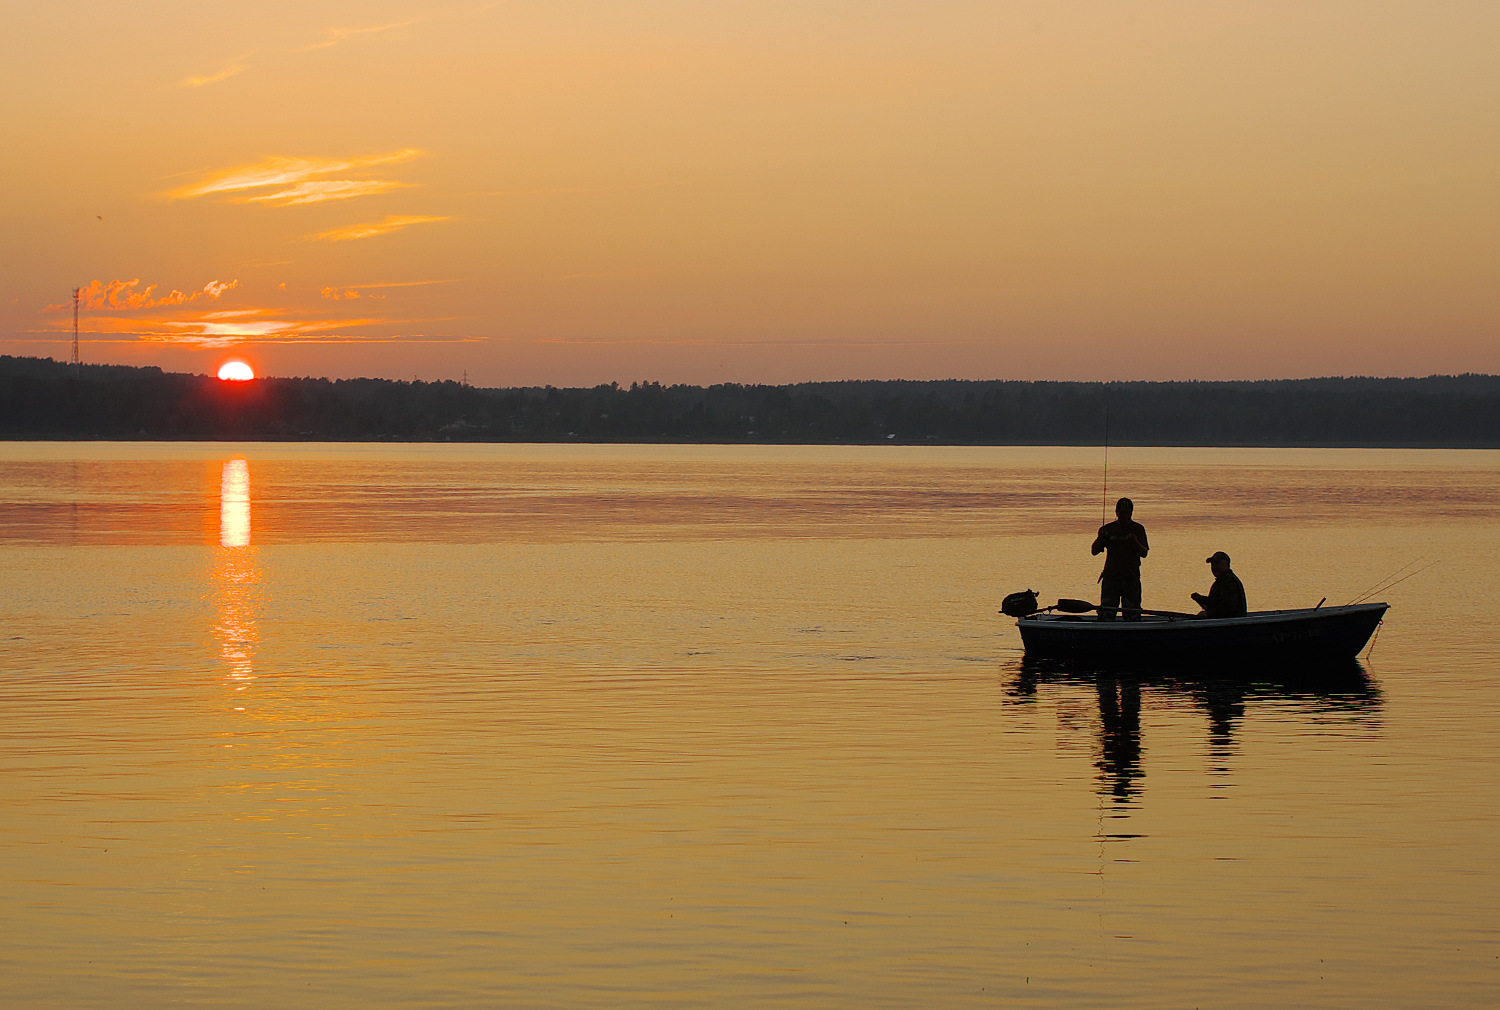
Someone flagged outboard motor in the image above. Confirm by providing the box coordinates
[1000,589,1039,618]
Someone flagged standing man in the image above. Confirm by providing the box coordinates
[1191,551,1248,618]
[1092,497,1149,621]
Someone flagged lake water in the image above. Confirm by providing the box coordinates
[1,443,1497,1009]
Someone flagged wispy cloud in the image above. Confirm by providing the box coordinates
[49,278,238,312]
[170,150,421,202]
[136,314,383,347]
[48,303,379,347]
[297,19,419,52]
[246,179,411,207]
[312,215,450,242]
[343,279,456,289]
[77,312,472,347]
[321,279,455,299]
[533,334,974,348]
[471,182,671,199]
[36,280,471,348]
[177,17,417,89]
[181,53,253,88]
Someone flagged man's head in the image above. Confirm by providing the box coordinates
[1206,550,1231,575]
[1115,497,1134,519]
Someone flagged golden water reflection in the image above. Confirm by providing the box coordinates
[219,459,251,548]
[1008,659,1383,813]
[212,459,257,687]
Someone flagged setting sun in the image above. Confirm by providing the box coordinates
[217,360,255,381]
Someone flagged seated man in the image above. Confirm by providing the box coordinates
[1191,551,1247,618]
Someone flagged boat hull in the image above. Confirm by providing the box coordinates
[1016,603,1387,664]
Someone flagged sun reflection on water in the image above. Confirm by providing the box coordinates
[212,459,257,687]
[219,458,251,548]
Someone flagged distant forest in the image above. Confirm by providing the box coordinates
[3,354,1498,447]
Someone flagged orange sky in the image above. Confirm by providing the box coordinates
[3,1,1497,386]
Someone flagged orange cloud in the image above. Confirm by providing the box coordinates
[52,278,239,311]
[312,215,450,242]
[46,297,473,348]
[72,309,383,348]
[320,279,453,299]
[336,279,455,289]
[247,180,410,206]
[36,314,478,347]
[169,150,421,202]
[297,19,419,52]
[36,275,469,349]
[181,53,253,88]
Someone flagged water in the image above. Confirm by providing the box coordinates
[1,443,1497,1008]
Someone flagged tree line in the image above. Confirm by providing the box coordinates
[2,354,1497,446]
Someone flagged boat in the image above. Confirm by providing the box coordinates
[1002,591,1388,664]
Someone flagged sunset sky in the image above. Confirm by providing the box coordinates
[3,1,1497,386]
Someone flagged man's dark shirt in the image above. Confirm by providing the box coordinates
[1094,519,1149,580]
[1202,569,1248,618]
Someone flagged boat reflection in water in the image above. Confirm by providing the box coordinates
[211,458,258,689]
[1007,657,1383,810]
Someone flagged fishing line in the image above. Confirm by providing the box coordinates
[1356,560,1437,603]
[1352,561,1429,604]
[1345,559,1422,604]
[1348,559,1436,605]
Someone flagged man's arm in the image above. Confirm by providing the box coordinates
[1199,580,1229,617]
[1091,526,1108,555]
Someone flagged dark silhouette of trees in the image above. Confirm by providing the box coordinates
[2,355,1497,446]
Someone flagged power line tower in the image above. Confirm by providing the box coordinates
[71,288,82,369]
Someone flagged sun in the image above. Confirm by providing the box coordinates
[217,360,255,381]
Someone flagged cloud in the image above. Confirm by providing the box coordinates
[532,334,973,348]
[149,316,385,347]
[60,307,382,347]
[36,283,472,348]
[297,19,419,52]
[51,278,239,312]
[247,180,411,206]
[178,17,416,89]
[321,279,454,299]
[312,215,450,242]
[104,314,471,347]
[32,311,479,348]
[170,150,421,202]
[181,53,253,88]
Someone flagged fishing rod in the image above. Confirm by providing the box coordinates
[1100,397,1110,524]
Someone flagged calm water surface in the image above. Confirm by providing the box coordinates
[1,443,1497,1008]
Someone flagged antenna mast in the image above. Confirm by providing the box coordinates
[71,288,81,368]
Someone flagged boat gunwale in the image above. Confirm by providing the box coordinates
[1016,601,1388,632]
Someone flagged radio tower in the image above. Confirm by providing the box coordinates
[71,287,81,368]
